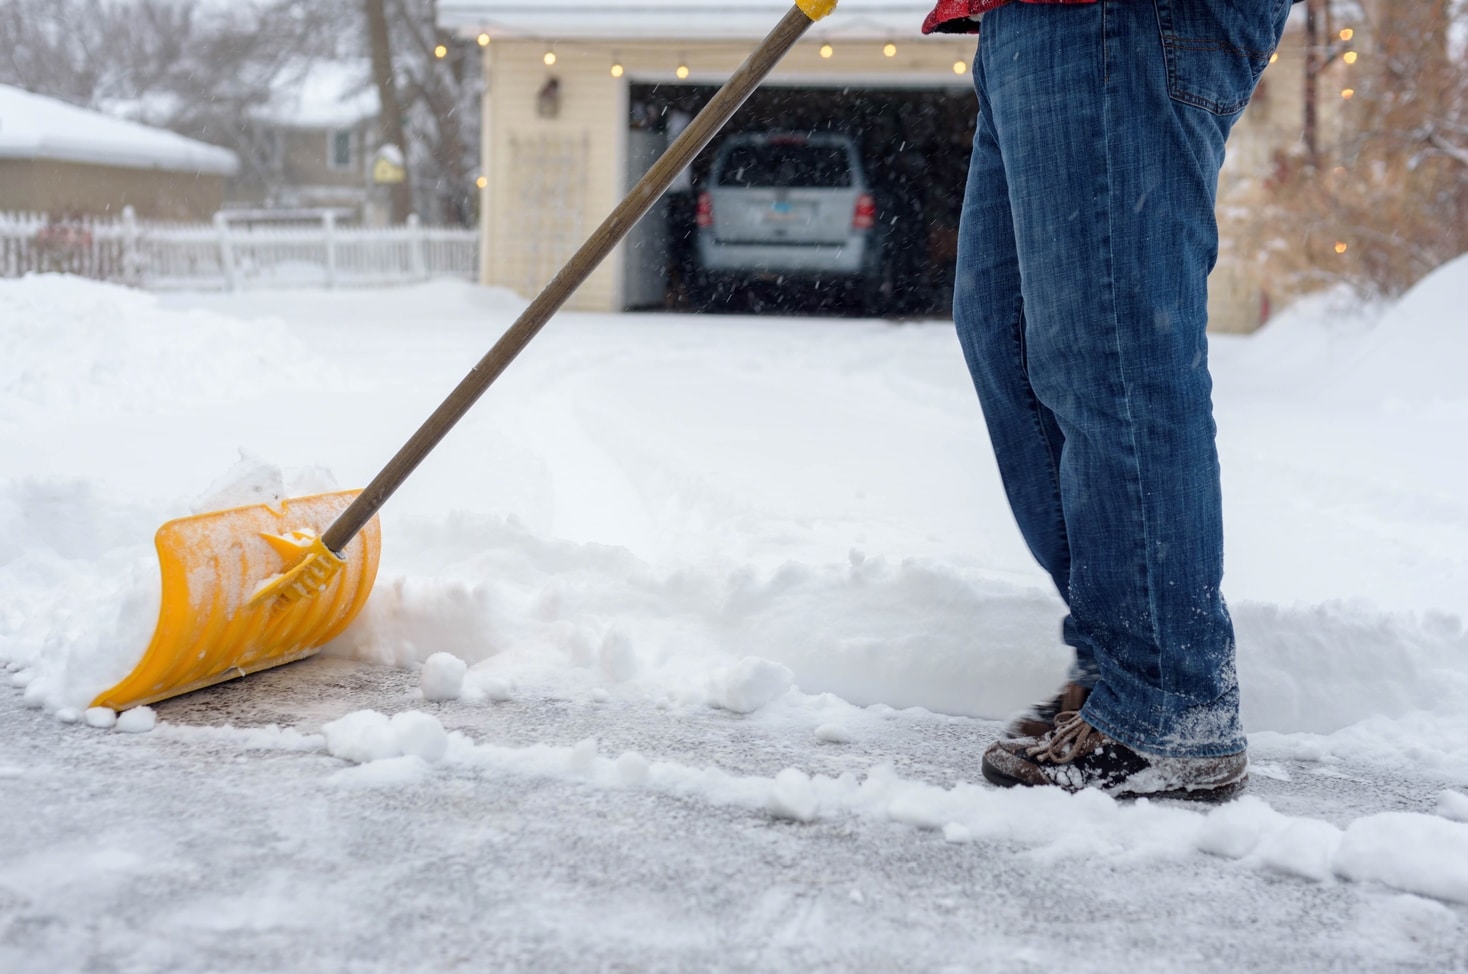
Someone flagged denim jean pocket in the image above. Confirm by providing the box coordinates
[1154,0,1290,115]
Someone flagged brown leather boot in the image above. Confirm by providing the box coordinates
[984,712,1249,802]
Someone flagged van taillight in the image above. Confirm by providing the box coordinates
[696,192,714,228]
[852,192,876,230]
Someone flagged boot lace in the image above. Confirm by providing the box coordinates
[1026,712,1107,765]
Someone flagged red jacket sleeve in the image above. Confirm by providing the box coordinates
[923,0,1099,36]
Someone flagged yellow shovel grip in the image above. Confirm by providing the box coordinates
[795,0,838,22]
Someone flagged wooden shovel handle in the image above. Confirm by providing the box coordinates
[321,5,819,553]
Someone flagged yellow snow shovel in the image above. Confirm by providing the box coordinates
[91,0,840,712]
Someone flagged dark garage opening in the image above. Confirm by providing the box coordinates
[622,83,977,319]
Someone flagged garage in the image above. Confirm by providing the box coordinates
[438,0,983,316]
[622,82,975,318]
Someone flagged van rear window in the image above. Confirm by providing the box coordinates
[716,144,854,189]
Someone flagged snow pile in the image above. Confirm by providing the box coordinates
[1330,251,1468,406]
[0,276,340,423]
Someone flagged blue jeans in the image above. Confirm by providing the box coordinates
[954,0,1290,758]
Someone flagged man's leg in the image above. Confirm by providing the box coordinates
[953,43,1100,695]
[969,0,1290,759]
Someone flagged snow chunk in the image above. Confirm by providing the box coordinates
[712,657,793,714]
[1257,818,1344,882]
[943,823,973,844]
[615,750,650,786]
[114,706,157,734]
[475,676,514,703]
[1438,791,1468,824]
[420,652,468,702]
[1196,796,1280,860]
[1335,813,1468,904]
[598,628,639,683]
[814,723,852,744]
[84,707,116,729]
[568,737,599,775]
[390,711,449,763]
[769,768,817,823]
[329,756,432,789]
[321,710,447,765]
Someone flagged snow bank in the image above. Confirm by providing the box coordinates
[0,276,342,424]
[1330,251,1468,405]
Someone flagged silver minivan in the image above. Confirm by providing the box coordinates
[695,132,884,308]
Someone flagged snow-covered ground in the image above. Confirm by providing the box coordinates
[2,266,1466,971]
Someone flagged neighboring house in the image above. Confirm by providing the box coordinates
[439,0,1335,329]
[231,60,384,222]
[0,84,239,220]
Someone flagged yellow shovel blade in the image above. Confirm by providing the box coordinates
[92,490,380,712]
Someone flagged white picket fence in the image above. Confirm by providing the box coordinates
[0,208,479,291]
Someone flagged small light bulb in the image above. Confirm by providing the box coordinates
[676,64,689,80]
[476,176,487,189]
[1269,52,1279,64]
[477,33,490,47]
[1343,51,1358,65]
[1334,242,1348,254]
[1339,28,1354,42]
[611,63,624,78]
[953,60,967,75]
[820,44,833,59]
[544,51,557,66]
[883,42,897,58]
[434,44,447,59]
[1341,88,1355,100]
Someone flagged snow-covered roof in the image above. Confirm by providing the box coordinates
[0,84,239,176]
[438,0,938,41]
[257,60,380,130]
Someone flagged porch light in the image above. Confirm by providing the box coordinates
[477,33,490,47]
[820,44,834,59]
